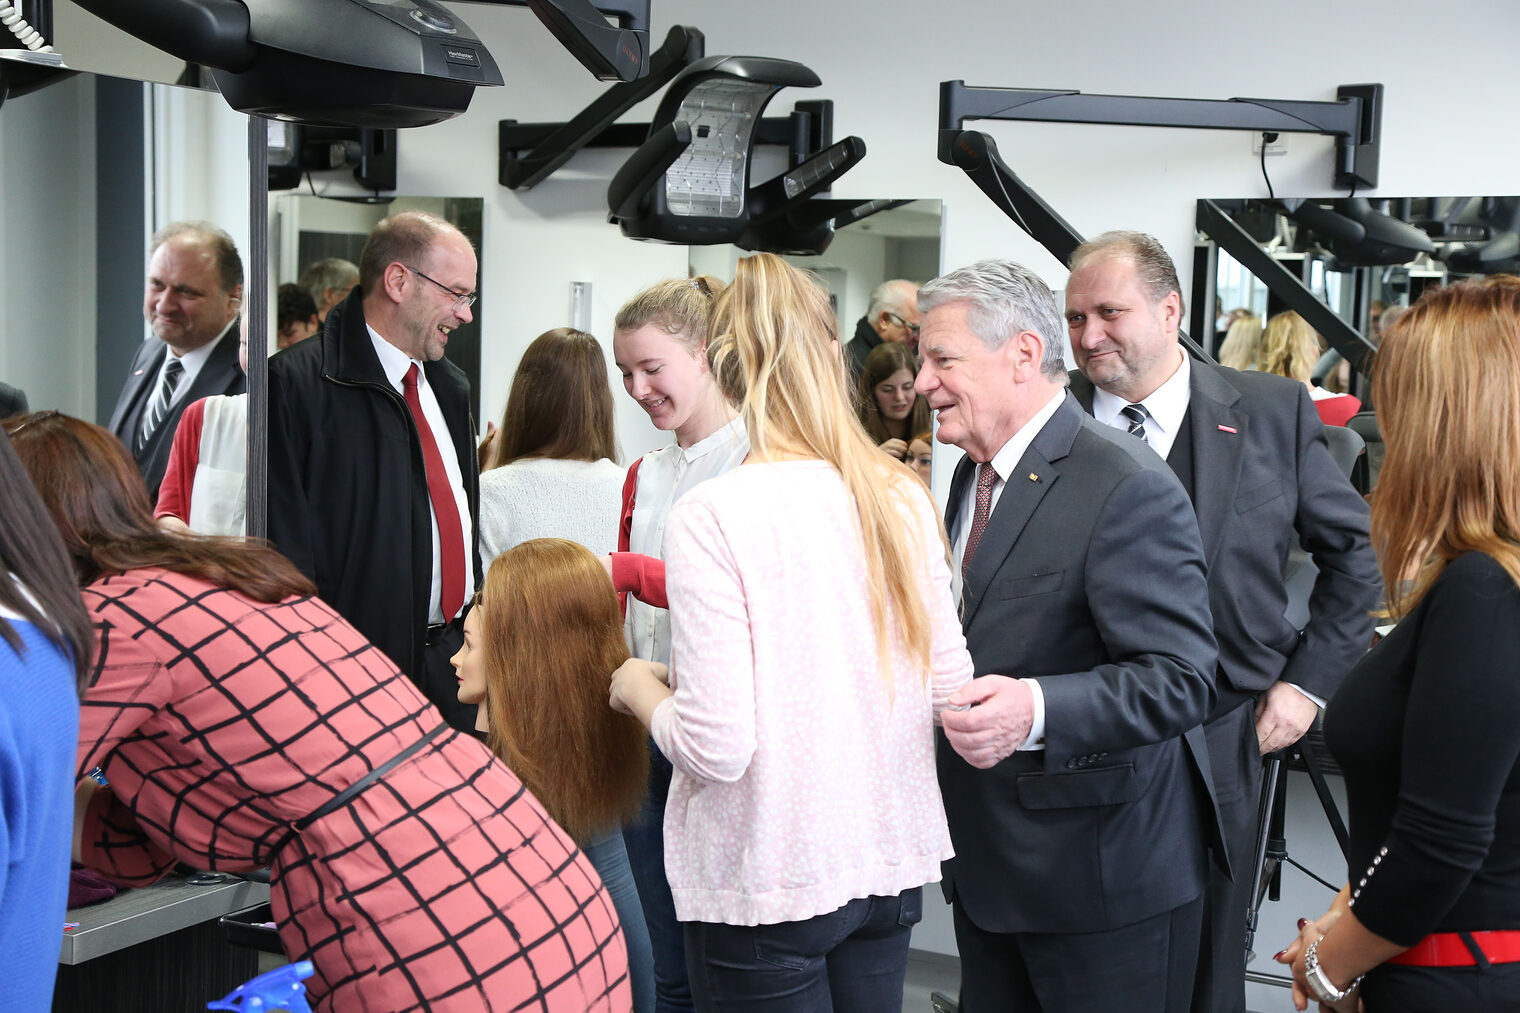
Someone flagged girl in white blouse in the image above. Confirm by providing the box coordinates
[610,276,748,1013]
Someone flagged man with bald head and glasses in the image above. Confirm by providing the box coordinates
[846,278,921,385]
[268,210,481,730]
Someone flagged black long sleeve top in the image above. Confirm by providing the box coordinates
[1323,551,1520,946]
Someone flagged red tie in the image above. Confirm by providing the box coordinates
[962,462,998,576]
[402,363,466,622]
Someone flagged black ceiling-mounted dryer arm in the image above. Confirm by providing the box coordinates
[456,0,650,82]
[938,80,1384,191]
[942,128,1210,361]
[499,24,703,189]
[1197,200,1378,374]
[523,0,647,81]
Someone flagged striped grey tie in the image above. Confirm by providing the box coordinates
[136,357,184,453]
[1120,403,1149,444]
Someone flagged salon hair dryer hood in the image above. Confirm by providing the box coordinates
[71,0,504,128]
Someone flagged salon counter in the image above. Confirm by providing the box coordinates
[55,873,271,1012]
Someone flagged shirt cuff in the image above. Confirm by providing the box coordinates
[1017,677,1046,750]
[1282,681,1326,710]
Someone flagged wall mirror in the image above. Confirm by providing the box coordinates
[271,194,487,421]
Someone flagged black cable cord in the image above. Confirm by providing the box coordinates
[1260,132,1277,201]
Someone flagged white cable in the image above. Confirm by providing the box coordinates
[0,1,52,53]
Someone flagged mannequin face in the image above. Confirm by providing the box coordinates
[874,368,917,422]
[614,323,713,435]
[450,608,487,707]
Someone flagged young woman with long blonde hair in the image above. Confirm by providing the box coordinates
[609,253,972,1011]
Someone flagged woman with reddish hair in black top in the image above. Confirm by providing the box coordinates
[1276,277,1520,1011]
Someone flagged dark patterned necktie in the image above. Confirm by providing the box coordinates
[1120,402,1149,444]
[961,462,998,576]
[136,357,184,453]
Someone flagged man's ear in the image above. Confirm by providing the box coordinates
[382,263,410,304]
[1158,290,1182,334]
[1006,329,1044,381]
[226,284,244,312]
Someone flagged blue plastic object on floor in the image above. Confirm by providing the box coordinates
[207,960,315,1012]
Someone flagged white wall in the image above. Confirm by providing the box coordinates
[0,73,96,417]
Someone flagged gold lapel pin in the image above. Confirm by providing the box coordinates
[1028,472,1039,481]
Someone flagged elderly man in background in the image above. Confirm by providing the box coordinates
[845,278,921,384]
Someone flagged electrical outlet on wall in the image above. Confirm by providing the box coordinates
[1253,132,1288,157]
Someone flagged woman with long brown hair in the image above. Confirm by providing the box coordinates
[5,411,631,1013]
[477,328,623,563]
[608,253,972,1011]
[1277,276,1520,1011]
[855,340,930,462]
[453,539,653,1012]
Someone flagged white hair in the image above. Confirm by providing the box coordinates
[918,259,1068,379]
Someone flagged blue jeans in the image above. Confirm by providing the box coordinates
[583,829,655,1013]
[682,888,923,1013]
[623,743,694,1013]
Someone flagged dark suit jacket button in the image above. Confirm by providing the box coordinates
[1065,758,1078,769]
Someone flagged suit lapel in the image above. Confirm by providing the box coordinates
[108,341,167,438]
[1185,362,1248,566]
[959,395,1079,627]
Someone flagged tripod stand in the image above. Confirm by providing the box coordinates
[1243,724,1350,989]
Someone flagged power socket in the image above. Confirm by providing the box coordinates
[1253,132,1287,157]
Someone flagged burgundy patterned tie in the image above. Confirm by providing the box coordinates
[402,364,466,621]
[961,462,998,576]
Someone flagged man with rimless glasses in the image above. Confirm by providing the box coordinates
[268,210,482,731]
[845,278,921,385]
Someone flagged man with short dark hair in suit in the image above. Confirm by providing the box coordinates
[1063,231,1380,1013]
[107,222,245,498]
[919,258,1221,1012]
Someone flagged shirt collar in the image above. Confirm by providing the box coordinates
[1092,345,1191,439]
[983,386,1067,484]
[169,316,237,374]
[367,323,423,393]
[681,416,746,463]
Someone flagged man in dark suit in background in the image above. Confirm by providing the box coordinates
[107,222,245,498]
[1063,231,1380,1013]
[919,259,1221,1012]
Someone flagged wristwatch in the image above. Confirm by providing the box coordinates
[1304,939,1362,1003]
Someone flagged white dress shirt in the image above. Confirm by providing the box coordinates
[144,317,238,416]
[367,325,476,624]
[950,386,1066,750]
[626,417,749,666]
[1090,346,1190,461]
[1090,347,1322,709]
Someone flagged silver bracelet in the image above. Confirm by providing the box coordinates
[1304,938,1363,1003]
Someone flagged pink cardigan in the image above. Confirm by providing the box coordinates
[649,461,972,926]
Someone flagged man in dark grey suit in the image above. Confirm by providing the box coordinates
[107,222,245,499]
[1063,232,1380,1013]
[919,259,1221,1012]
